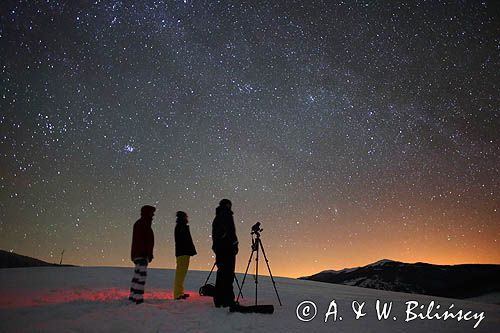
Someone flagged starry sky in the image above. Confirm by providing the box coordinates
[1,1,499,278]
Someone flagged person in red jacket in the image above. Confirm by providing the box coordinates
[128,205,155,304]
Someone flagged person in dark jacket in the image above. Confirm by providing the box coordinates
[173,211,197,300]
[128,205,155,304]
[212,199,239,307]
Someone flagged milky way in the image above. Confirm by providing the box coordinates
[1,1,498,277]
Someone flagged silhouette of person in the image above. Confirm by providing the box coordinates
[129,205,155,304]
[212,199,239,307]
[173,211,197,300]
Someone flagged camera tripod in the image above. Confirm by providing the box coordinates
[204,262,243,298]
[237,223,282,306]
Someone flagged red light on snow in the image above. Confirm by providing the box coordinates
[0,289,202,309]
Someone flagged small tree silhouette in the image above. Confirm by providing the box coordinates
[59,250,65,265]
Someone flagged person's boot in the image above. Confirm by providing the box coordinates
[223,300,238,308]
[228,301,240,312]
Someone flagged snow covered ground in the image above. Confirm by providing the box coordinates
[1,266,499,332]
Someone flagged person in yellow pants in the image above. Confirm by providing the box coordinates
[173,211,197,300]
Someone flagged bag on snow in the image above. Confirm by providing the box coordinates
[199,283,216,297]
[229,304,274,314]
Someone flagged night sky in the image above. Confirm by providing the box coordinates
[1,1,499,278]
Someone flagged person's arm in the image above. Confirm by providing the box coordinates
[131,223,145,261]
[212,219,225,252]
[186,226,197,255]
[174,224,180,245]
[130,224,136,261]
[229,218,239,255]
[151,229,155,261]
[148,227,154,262]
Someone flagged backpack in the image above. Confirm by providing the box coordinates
[199,283,216,297]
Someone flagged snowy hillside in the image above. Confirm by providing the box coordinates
[1,266,499,332]
[301,259,500,301]
[0,249,61,268]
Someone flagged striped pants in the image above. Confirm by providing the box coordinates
[129,258,148,304]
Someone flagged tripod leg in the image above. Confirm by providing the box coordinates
[234,274,243,299]
[236,248,254,303]
[204,262,216,286]
[258,238,283,306]
[255,237,259,306]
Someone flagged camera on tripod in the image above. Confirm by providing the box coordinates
[251,222,263,235]
[237,221,282,309]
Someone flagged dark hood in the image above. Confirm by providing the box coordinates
[139,216,153,227]
[216,206,233,216]
[176,217,188,224]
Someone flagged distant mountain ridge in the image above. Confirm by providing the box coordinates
[0,250,73,268]
[299,259,500,300]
